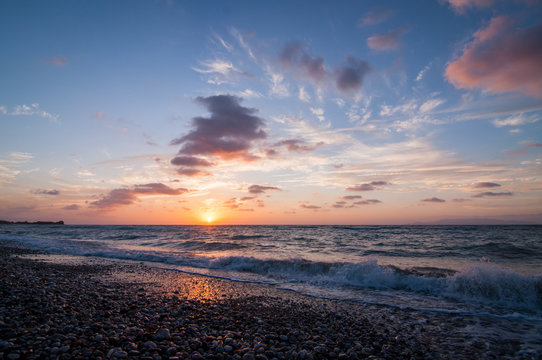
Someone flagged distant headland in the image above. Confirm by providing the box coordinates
[0,220,64,225]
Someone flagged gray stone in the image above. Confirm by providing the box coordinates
[156,328,171,340]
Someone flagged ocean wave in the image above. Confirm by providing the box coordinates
[1,232,541,313]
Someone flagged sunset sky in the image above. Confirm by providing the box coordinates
[1,0,541,225]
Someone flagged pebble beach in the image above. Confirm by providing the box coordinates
[1,241,540,360]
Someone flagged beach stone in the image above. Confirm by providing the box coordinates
[6,353,20,360]
[156,328,170,340]
[144,341,158,350]
[113,350,128,358]
[224,345,233,352]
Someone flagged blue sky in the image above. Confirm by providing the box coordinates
[1,0,541,224]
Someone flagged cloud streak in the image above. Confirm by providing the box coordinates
[248,185,281,194]
[472,191,513,198]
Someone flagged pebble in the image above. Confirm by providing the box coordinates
[0,243,535,360]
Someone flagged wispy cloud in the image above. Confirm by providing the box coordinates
[367,27,409,51]
[5,103,59,122]
[62,204,80,210]
[419,98,446,113]
[491,113,540,127]
[192,59,252,85]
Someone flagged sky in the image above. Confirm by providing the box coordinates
[1,0,542,225]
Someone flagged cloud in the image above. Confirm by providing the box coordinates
[192,59,252,85]
[175,168,211,177]
[93,112,104,119]
[342,195,362,200]
[62,204,80,210]
[358,8,395,26]
[171,156,213,167]
[472,191,513,198]
[346,181,390,192]
[310,107,325,121]
[491,113,540,127]
[248,184,281,194]
[9,103,59,122]
[275,139,324,152]
[419,98,446,113]
[421,197,446,203]
[170,95,266,167]
[46,56,68,67]
[444,0,496,14]
[90,183,187,209]
[445,17,542,98]
[416,62,433,82]
[527,143,542,147]
[334,56,371,95]
[354,199,381,205]
[367,27,409,51]
[300,204,321,210]
[279,42,327,84]
[31,189,60,195]
[0,106,7,115]
[298,87,311,102]
[474,182,501,188]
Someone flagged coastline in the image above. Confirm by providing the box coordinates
[0,240,539,359]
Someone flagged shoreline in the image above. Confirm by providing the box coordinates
[0,240,539,359]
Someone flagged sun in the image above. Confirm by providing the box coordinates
[206,216,214,223]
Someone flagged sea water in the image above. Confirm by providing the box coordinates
[1,225,541,317]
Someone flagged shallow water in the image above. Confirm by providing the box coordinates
[1,224,541,317]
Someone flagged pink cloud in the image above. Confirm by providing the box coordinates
[358,8,395,26]
[445,0,496,14]
[445,16,542,98]
[474,182,501,188]
[367,27,408,51]
[46,56,69,67]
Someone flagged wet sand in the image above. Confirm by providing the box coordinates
[0,241,538,359]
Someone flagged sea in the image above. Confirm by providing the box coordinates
[1,224,541,319]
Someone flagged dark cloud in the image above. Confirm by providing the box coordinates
[278,42,370,94]
[248,185,281,194]
[90,183,187,209]
[170,95,266,161]
[358,8,395,26]
[474,182,501,188]
[421,197,446,203]
[342,195,362,200]
[171,156,213,167]
[62,204,79,210]
[346,181,389,192]
[300,204,321,210]
[279,42,327,84]
[445,17,542,98]
[452,198,471,203]
[241,196,256,201]
[176,168,211,177]
[353,199,381,205]
[274,139,324,152]
[32,189,60,195]
[472,192,513,198]
[367,27,409,51]
[335,56,371,94]
[347,184,375,192]
[527,143,542,147]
